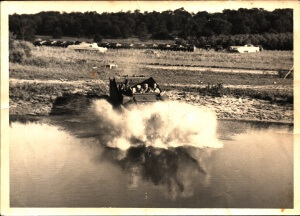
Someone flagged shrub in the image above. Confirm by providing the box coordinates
[9,35,33,63]
[16,40,33,57]
[198,84,293,104]
[199,83,224,97]
[9,49,26,63]
[24,57,50,67]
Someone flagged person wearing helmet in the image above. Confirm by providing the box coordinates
[142,83,150,93]
[152,83,160,93]
[136,85,142,93]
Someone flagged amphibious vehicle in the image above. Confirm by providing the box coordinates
[109,76,166,108]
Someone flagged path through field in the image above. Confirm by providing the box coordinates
[140,64,280,75]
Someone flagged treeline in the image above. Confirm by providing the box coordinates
[10,8,292,40]
[194,33,293,50]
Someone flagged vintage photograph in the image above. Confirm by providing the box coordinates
[1,0,299,214]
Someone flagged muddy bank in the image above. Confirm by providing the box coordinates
[165,91,293,123]
[9,80,293,123]
[9,79,108,115]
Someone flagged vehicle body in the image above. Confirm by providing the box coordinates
[42,40,52,46]
[68,42,108,53]
[109,76,166,108]
[33,38,43,46]
[228,44,260,53]
[214,45,224,51]
[204,45,211,51]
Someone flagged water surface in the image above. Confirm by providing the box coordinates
[10,113,293,208]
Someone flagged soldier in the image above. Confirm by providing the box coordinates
[136,85,142,93]
[120,79,130,93]
[142,83,150,93]
[152,83,160,93]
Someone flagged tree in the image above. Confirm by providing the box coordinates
[207,18,232,35]
[151,31,173,40]
[52,27,63,38]
[274,18,293,33]
[94,33,102,42]
[136,22,149,41]
[8,8,293,42]
[9,15,36,41]
[108,24,122,38]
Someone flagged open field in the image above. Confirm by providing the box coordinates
[17,45,293,72]
[10,46,293,81]
[9,45,293,122]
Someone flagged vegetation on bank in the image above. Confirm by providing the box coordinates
[10,81,106,97]
[9,81,294,123]
[197,83,293,104]
[10,78,293,110]
[9,34,33,63]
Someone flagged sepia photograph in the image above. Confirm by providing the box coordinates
[1,0,299,215]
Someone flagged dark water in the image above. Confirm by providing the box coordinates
[10,105,293,208]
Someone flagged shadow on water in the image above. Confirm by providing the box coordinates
[92,144,211,200]
[56,120,210,199]
[9,115,40,126]
[50,93,111,115]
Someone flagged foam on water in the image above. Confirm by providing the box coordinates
[92,100,222,150]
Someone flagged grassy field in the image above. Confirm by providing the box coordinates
[10,45,293,80]
[9,44,293,107]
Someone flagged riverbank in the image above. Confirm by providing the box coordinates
[166,90,293,123]
[9,79,293,123]
[8,44,293,123]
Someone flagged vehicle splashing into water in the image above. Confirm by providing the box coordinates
[91,100,223,151]
[88,99,223,199]
[9,99,293,207]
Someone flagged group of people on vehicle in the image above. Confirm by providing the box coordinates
[119,80,160,95]
[133,83,160,94]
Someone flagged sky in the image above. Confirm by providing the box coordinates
[4,1,296,15]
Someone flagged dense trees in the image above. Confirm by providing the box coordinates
[9,8,293,49]
[194,33,293,50]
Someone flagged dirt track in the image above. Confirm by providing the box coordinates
[141,64,279,75]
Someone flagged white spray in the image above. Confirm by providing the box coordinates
[92,100,222,151]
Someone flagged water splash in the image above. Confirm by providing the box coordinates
[92,100,222,150]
